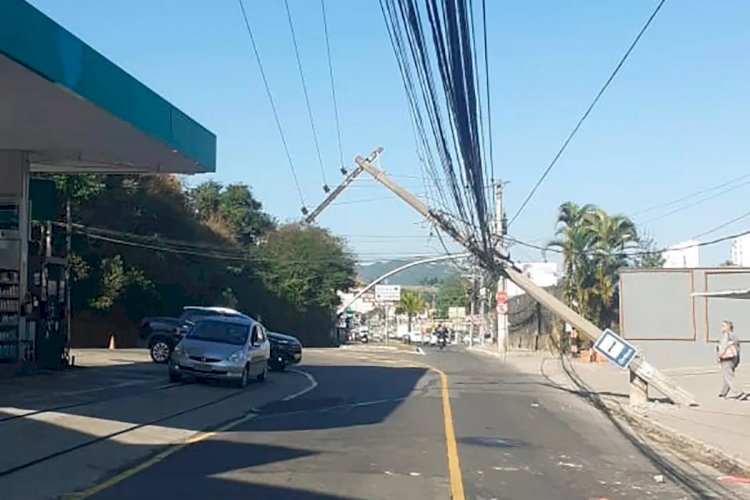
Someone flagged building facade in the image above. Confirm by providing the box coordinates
[507,262,559,298]
[662,240,700,268]
[730,234,750,267]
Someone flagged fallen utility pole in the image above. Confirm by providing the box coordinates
[303,148,382,224]
[355,149,697,407]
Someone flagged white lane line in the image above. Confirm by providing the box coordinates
[282,369,318,401]
[416,347,425,356]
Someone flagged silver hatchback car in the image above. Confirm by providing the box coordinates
[168,315,270,388]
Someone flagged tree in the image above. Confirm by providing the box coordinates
[190,182,275,245]
[634,235,665,268]
[546,202,639,330]
[719,260,735,267]
[256,223,356,310]
[396,291,427,331]
[435,274,467,317]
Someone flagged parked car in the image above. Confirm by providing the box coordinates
[140,306,246,364]
[267,331,302,371]
[168,315,270,388]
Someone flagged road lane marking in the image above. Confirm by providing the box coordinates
[433,366,466,500]
[282,368,318,401]
[67,369,319,500]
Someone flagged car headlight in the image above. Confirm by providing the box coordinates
[227,349,246,364]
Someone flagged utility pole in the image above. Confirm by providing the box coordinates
[468,263,476,348]
[354,148,697,407]
[479,273,487,346]
[495,180,508,355]
[303,148,382,224]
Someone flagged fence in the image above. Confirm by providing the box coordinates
[506,286,561,351]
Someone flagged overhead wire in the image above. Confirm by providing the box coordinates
[237,0,306,209]
[691,210,750,240]
[507,0,668,229]
[632,172,750,217]
[320,0,346,174]
[283,0,330,191]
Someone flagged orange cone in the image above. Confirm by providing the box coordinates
[108,335,116,350]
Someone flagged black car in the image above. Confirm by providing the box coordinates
[267,331,302,371]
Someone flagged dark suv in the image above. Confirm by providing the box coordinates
[139,307,247,363]
[267,331,303,371]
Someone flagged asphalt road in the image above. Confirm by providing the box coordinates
[62,347,747,499]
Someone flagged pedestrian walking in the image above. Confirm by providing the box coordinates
[716,320,746,400]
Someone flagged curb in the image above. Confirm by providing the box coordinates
[609,401,750,478]
[558,355,750,479]
[465,347,750,478]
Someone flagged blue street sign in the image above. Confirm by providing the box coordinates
[593,328,637,369]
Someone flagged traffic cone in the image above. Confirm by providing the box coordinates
[108,335,116,350]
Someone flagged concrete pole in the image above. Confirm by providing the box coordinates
[496,181,508,354]
[469,266,475,348]
[479,273,486,346]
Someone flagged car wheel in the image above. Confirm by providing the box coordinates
[150,338,172,364]
[236,365,249,389]
[257,363,268,382]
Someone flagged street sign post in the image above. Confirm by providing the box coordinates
[593,328,637,370]
[375,284,401,303]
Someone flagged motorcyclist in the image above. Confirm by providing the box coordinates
[436,324,449,349]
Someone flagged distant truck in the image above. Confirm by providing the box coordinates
[139,306,246,363]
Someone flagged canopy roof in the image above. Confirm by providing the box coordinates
[0,0,215,174]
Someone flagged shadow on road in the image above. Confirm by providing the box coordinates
[0,360,432,499]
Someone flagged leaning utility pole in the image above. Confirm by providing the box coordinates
[354,149,697,407]
[303,147,382,224]
[495,180,508,354]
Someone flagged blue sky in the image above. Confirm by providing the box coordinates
[29,0,750,265]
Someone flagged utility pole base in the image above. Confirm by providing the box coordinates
[629,370,649,406]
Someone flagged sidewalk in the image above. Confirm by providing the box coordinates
[469,346,750,477]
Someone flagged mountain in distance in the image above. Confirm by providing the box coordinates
[356,258,461,286]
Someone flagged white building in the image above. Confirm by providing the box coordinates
[731,234,750,267]
[337,288,377,315]
[507,262,559,297]
[662,240,700,268]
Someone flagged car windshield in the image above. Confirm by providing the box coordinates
[186,320,249,346]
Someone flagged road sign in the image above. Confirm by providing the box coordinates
[375,284,401,302]
[496,290,508,304]
[593,328,637,369]
[345,308,354,318]
[496,303,508,315]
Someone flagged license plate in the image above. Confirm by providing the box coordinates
[193,363,213,372]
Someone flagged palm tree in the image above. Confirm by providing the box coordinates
[545,202,596,312]
[396,291,427,331]
[547,202,638,329]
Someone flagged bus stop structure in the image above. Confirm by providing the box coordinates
[0,0,216,371]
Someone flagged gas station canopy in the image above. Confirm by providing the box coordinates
[0,0,216,174]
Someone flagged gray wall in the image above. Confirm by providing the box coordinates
[620,268,750,369]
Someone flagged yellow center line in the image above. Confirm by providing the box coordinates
[68,357,465,500]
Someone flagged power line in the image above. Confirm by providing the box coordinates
[320,0,346,173]
[638,177,750,224]
[632,172,750,217]
[691,210,750,240]
[237,0,306,209]
[507,228,750,258]
[284,0,329,190]
[507,0,668,229]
